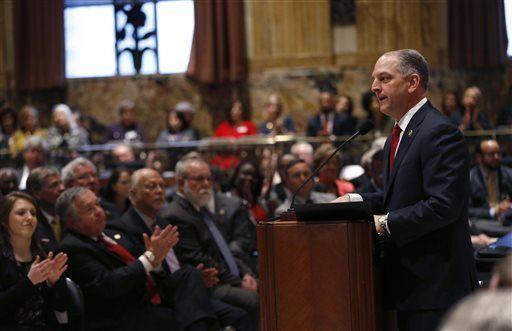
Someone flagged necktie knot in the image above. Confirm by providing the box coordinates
[392,124,402,137]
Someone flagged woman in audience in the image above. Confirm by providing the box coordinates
[103,167,132,215]
[157,108,198,143]
[258,94,296,135]
[0,191,68,329]
[0,168,18,201]
[10,105,47,156]
[312,144,354,197]
[230,159,268,223]
[46,104,89,150]
[214,100,257,138]
[459,86,491,131]
[0,107,17,150]
[334,94,357,134]
[441,90,462,126]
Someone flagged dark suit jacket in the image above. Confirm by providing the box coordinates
[35,209,66,253]
[361,101,477,311]
[159,194,254,287]
[0,253,68,328]
[306,112,357,137]
[61,231,151,330]
[468,165,512,219]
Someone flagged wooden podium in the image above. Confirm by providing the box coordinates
[257,211,378,331]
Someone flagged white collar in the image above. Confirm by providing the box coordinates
[396,97,428,131]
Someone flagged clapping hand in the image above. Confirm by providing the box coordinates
[143,225,179,267]
[196,263,219,288]
[46,252,68,285]
[27,253,68,286]
[241,274,258,292]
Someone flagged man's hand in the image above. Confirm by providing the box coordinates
[241,274,258,292]
[143,225,179,267]
[331,194,350,203]
[196,263,219,288]
[374,215,384,234]
[471,234,498,246]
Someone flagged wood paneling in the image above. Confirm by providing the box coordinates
[0,0,14,96]
[245,0,333,71]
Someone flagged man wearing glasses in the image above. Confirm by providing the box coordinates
[160,158,259,330]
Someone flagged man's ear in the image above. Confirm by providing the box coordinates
[408,73,421,93]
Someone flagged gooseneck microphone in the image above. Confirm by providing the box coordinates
[289,121,374,211]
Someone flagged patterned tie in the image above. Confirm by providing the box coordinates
[99,235,161,305]
[486,172,499,207]
[389,124,402,174]
[201,208,240,277]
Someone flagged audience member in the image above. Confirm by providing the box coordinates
[267,154,298,210]
[357,149,384,194]
[361,90,392,136]
[0,167,18,199]
[214,100,257,139]
[57,187,180,330]
[102,167,132,215]
[105,100,146,142]
[459,86,491,131]
[112,168,251,330]
[62,157,121,222]
[230,159,268,223]
[334,94,357,134]
[441,90,462,127]
[0,107,17,143]
[160,158,259,326]
[47,104,89,150]
[306,91,356,137]
[0,192,68,329]
[174,101,199,137]
[312,144,354,197]
[258,94,296,135]
[18,136,48,190]
[469,139,512,222]
[290,141,314,166]
[26,167,66,252]
[275,159,336,215]
[438,289,512,330]
[157,108,198,143]
[9,105,47,156]
[72,108,107,145]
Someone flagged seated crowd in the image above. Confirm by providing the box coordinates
[0,85,510,330]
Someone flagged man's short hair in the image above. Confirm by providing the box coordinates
[385,49,429,90]
[284,159,308,178]
[175,158,208,180]
[26,166,60,194]
[23,135,48,152]
[61,157,97,186]
[55,186,87,224]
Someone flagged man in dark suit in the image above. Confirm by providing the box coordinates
[26,166,66,252]
[112,168,251,330]
[61,157,122,222]
[469,139,512,222]
[306,90,356,137]
[336,49,477,330]
[57,187,180,331]
[160,159,259,327]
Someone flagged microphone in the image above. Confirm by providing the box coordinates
[288,121,374,211]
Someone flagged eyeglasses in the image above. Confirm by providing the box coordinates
[186,175,213,183]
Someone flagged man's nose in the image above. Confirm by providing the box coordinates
[371,80,380,93]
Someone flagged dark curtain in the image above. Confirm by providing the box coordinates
[186,0,247,85]
[13,0,65,92]
[448,0,508,68]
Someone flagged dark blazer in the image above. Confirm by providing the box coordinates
[361,101,477,311]
[35,209,66,253]
[306,112,357,137]
[159,194,254,287]
[0,253,68,328]
[468,165,512,219]
[61,231,151,330]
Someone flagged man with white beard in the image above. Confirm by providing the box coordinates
[160,158,259,329]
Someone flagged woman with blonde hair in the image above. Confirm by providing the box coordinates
[459,86,491,131]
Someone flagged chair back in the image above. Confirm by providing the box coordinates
[65,277,85,331]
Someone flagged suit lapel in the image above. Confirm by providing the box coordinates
[383,102,430,207]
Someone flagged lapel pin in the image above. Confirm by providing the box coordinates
[114,234,121,240]
[408,129,413,137]
[219,209,225,216]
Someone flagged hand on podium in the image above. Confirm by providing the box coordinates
[330,194,350,203]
